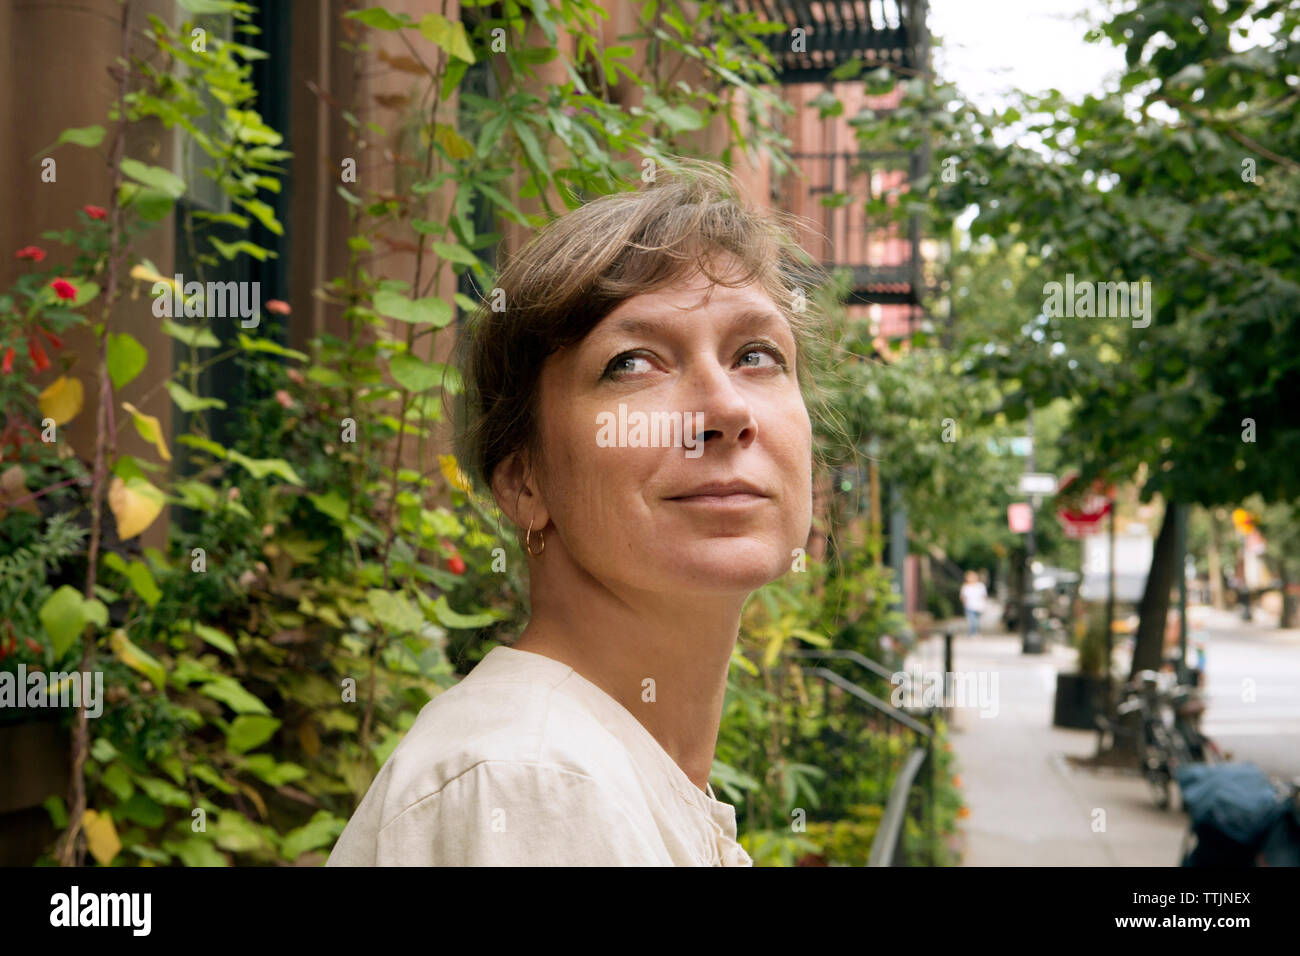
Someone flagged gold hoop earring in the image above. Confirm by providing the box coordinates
[525,516,546,557]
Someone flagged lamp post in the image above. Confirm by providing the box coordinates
[1021,402,1042,654]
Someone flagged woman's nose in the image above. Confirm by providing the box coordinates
[686,357,758,446]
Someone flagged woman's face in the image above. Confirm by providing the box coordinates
[530,261,813,597]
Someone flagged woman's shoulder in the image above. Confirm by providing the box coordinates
[368,646,643,818]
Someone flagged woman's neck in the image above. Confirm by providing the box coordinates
[514,569,745,793]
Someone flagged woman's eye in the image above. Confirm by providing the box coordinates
[603,352,653,378]
[739,345,787,370]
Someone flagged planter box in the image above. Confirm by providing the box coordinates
[1052,672,1111,731]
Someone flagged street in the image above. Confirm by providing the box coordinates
[1193,607,1300,782]
[924,601,1300,865]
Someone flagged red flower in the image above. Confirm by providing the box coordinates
[1,348,13,374]
[265,299,291,315]
[15,246,46,262]
[447,554,466,575]
[28,338,50,372]
[82,204,108,220]
[25,638,42,654]
[42,328,63,350]
[50,279,77,301]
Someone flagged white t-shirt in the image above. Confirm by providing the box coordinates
[960,581,987,612]
[326,644,752,866]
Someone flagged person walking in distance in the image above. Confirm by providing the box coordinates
[961,571,987,638]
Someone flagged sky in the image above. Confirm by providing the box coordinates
[926,0,1129,112]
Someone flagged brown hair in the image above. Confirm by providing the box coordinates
[451,157,834,511]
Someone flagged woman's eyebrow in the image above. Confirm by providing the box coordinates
[597,308,788,341]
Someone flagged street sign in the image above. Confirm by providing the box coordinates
[1056,471,1112,536]
[1233,508,1259,535]
[1018,473,1058,495]
[1008,502,1033,533]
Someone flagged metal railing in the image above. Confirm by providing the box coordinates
[785,647,940,866]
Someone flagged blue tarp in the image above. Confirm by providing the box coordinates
[1176,762,1285,846]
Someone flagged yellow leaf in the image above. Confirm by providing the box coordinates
[129,262,178,289]
[81,809,122,865]
[438,454,472,493]
[298,719,321,758]
[433,123,473,161]
[109,628,166,689]
[108,475,165,540]
[121,402,171,461]
[38,376,85,425]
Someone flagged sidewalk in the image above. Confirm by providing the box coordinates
[905,608,1189,866]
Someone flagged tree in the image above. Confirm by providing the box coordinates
[876,0,1300,674]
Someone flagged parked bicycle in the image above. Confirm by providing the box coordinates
[1099,669,1224,810]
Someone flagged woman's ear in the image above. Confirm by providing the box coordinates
[490,450,550,533]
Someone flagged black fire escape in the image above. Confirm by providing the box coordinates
[729,0,931,316]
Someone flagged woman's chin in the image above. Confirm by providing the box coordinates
[662,545,791,593]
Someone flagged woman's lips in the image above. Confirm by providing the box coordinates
[667,493,768,508]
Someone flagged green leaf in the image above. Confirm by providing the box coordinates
[166,381,227,413]
[135,775,190,808]
[120,185,175,222]
[345,8,410,30]
[178,0,238,13]
[236,333,307,361]
[373,289,453,327]
[123,560,162,607]
[102,764,135,802]
[191,764,237,794]
[241,754,308,788]
[161,319,220,349]
[163,837,227,867]
[280,811,346,861]
[65,280,100,309]
[119,793,164,828]
[306,366,347,387]
[366,589,426,634]
[189,622,238,657]
[235,197,283,236]
[389,353,440,392]
[39,586,108,659]
[209,237,274,261]
[643,93,705,134]
[172,480,219,512]
[432,241,479,267]
[390,355,461,395]
[226,450,304,485]
[107,333,148,389]
[56,125,106,149]
[431,595,496,630]
[120,158,186,198]
[176,434,227,459]
[201,677,271,715]
[309,491,349,523]
[418,12,475,62]
[511,118,550,175]
[226,715,281,754]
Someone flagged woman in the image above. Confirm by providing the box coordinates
[960,571,987,638]
[327,159,823,866]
